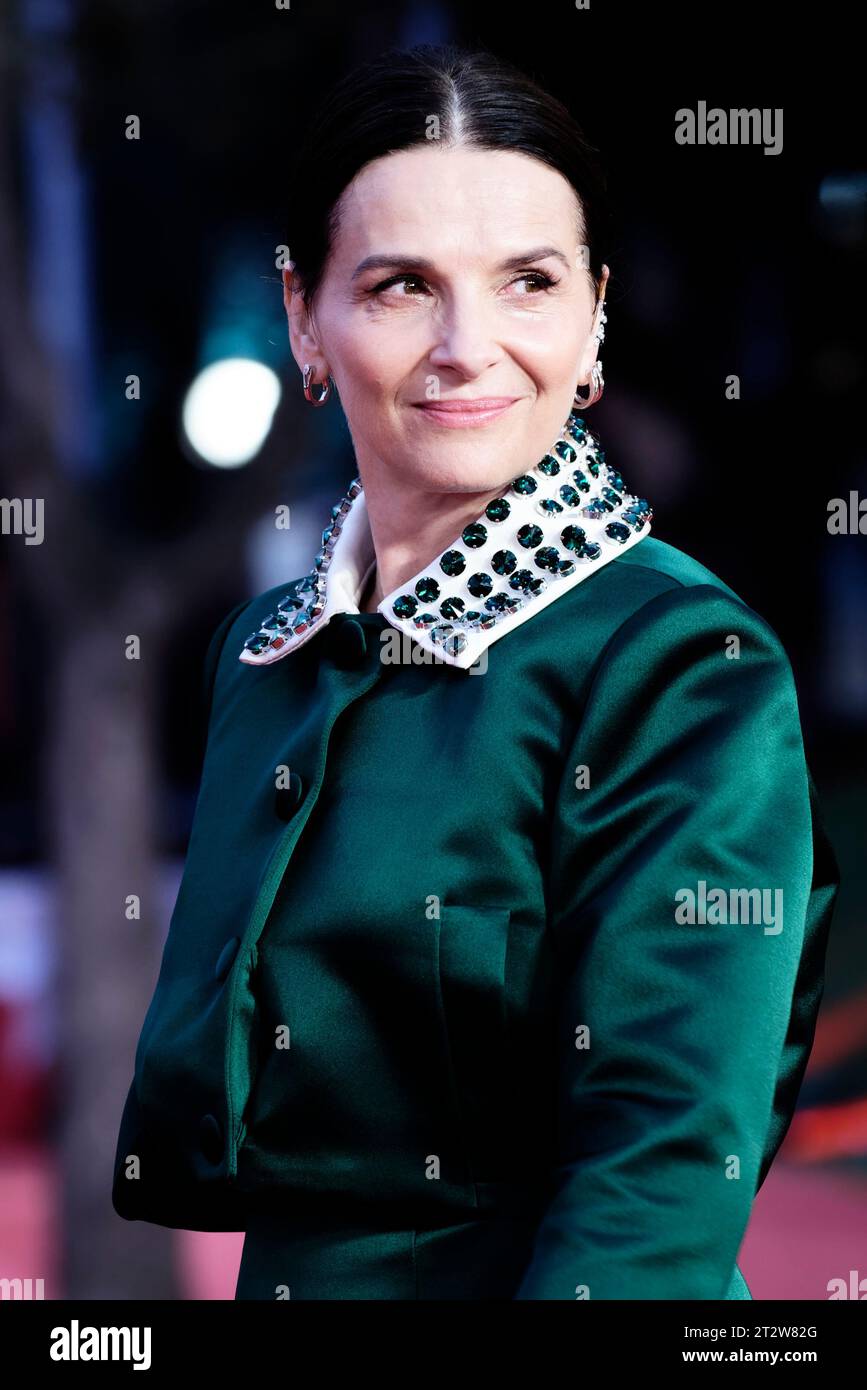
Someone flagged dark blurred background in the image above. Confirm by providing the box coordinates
[0,0,864,1299]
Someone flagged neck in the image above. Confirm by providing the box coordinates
[356,463,509,614]
[358,562,380,614]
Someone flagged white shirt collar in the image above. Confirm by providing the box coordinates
[238,409,652,671]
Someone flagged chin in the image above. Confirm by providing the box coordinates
[408,453,522,495]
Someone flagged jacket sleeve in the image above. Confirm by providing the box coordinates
[513,581,838,1299]
[111,594,252,1229]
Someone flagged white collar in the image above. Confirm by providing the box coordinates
[238,408,652,671]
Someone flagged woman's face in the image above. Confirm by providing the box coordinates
[285,144,602,495]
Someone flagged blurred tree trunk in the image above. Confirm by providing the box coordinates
[0,17,301,1296]
[0,48,182,1291]
[48,609,177,1298]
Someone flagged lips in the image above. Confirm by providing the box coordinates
[411,398,520,428]
[412,398,519,412]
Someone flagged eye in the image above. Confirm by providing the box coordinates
[370,273,430,296]
[368,269,561,298]
[509,271,560,294]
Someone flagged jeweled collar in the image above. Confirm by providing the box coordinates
[238,407,652,671]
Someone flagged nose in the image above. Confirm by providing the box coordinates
[427,290,502,380]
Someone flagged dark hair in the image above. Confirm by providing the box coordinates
[285,43,611,310]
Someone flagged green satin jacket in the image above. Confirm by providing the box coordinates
[112,424,838,1300]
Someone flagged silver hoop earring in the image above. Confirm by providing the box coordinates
[573,361,604,410]
[302,364,331,406]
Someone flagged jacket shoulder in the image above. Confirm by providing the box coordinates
[533,535,796,701]
[560,534,787,650]
[607,535,749,605]
[202,577,309,697]
[610,536,790,649]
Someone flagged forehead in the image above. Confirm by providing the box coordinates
[332,145,582,260]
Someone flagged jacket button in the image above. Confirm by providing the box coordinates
[214,936,241,983]
[274,770,303,821]
[329,616,368,667]
[198,1113,223,1164]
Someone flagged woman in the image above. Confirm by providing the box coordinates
[112,43,839,1300]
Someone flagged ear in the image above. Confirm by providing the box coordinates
[282,264,329,382]
[575,263,609,386]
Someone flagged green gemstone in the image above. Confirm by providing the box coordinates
[560,525,587,551]
[415,576,441,602]
[467,572,493,598]
[534,546,560,571]
[462,522,487,548]
[491,549,517,575]
[511,475,538,495]
[536,454,561,475]
[440,549,466,577]
[517,523,543,549]
[393,594,418,619]
[440,596,465,619]
[485,497,511,522]
[509,568,534,590]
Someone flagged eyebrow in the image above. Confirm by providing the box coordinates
[350,245,572,281]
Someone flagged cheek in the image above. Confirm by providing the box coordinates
[330,317,424,399]
[508,318,587,380]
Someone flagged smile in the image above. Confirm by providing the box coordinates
[411,399,519,428]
